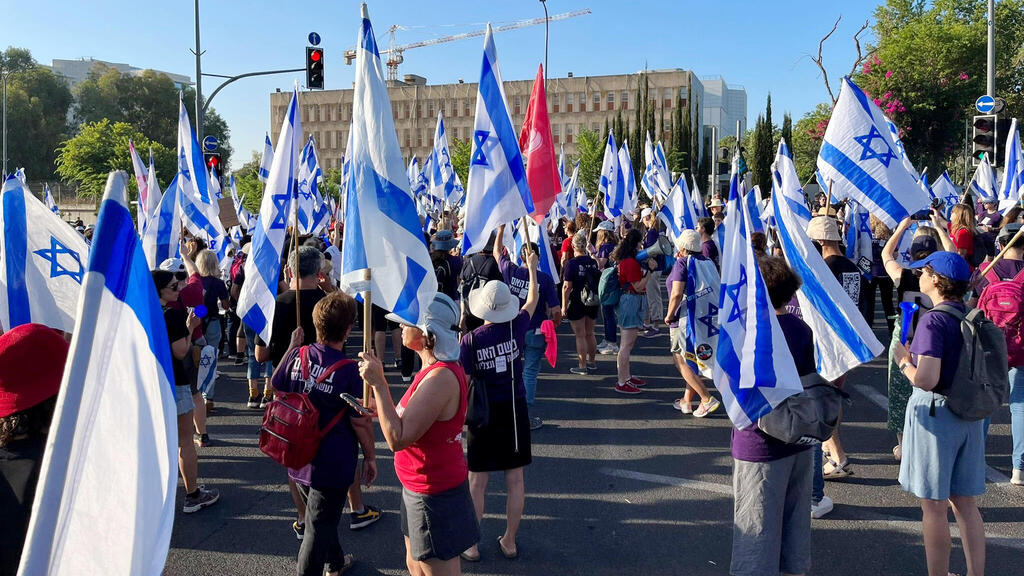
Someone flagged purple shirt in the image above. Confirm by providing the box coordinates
[272,344,362,489]
[498,254,558,330]
[460,310,530,403]
[665,257,688,328]
[563,255,599,305]
[978,210,1001,228]
[596,243,616,261]
[909,302,965,395]
[701,240,719,268]
[971,258,1024,296]
[643,229,660,249]
[731,313,816,462]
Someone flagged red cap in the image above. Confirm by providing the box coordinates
[0,323,69,418]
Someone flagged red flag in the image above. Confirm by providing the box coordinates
[518,64,561,224]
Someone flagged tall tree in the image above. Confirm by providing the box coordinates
[0,48,73,180]
[781,112,793,150]
[792,103,832,182]
[751,94,775,195]
[575,128,604,201]
[449,137,472,186]
[690,94,701,176]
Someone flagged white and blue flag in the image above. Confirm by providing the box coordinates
[817,77,930,228]
[600,131,624,219]
[642,132,672,202]
[683,254,721,378]
[713,155,803,430]
[44,184,59,215]
[658,178,697,240]
[340,5,437,325]
[296,136,324,234]
[17,172,176,576]
[932,171,961,218]
[744,186,766,235]
[0,175,89,333]
[844,199,874,278]
[142,174,179,270]
[237,86,301,343]
[970,154,997,203]
[461,23,535,255]
[998,118,1023,212]
[773,143,884,381]
[407,156,426,197]
[430,111,457,205]
[618,140,638,216]
[691,176,709,219]
[503,218,560,284]
[771,142,813,231]
[259,133,274,183]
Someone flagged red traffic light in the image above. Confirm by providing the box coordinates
[206,154,220,169]
[310,49,322,62]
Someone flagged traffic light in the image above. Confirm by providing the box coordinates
[973,114,997,166]
[306,47,324,90]
[205,153,220,171]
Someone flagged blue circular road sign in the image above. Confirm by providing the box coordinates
[976,95,996,113]
[308,32,321,46]
[202,135,219,152]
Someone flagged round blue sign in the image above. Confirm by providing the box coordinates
[308,32,321,46]
[202,135,219,152]
[976,95,995,113]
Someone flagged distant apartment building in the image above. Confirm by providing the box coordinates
[49,58,193,91]
[701,76,748,140]
[269,70,748,172]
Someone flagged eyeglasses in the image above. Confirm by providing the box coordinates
[174,271,187,281]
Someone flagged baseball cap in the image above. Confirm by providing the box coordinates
[158,258,185,273]
[909,235,938,259]
[674,229,701,253]
[907,251,971,282]
[597,220,615,232]
[641,207,653,219]
[0,323,70,418]
[998,223,1022,243]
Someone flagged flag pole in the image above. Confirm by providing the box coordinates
[518,218,535,256]
[292,195,301,323]
[362,269,372,406]
[586,193,603,244]
[976,224,1024,285]
[824,179,834,216]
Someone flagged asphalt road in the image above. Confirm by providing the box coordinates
[164,317,1024,576]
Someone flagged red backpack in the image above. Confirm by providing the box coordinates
[977,267,1024,367]
[258,346,353,469]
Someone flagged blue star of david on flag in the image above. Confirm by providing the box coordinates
[270,193,290,229]
[725,265,747,324]
[471,130,491,167]
[852,125,896,168]
[699,302,720,337]
[34,236,84,284]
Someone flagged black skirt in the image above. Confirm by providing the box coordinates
[466,397,532,472]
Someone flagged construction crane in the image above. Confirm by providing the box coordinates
[344,9,591,82]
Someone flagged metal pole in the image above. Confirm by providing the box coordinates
[194,0,204,144]
[2,72,7,178]
[540,0,549,90]
[710,124,718,197]
[964,115,970,187]
[987,0,995,98]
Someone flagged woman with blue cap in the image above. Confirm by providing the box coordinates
[891,251,987,576]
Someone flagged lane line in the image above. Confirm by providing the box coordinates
[599,466,732,496]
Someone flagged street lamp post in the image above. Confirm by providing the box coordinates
[540,0,549,89]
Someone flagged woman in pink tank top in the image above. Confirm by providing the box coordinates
[360,293,480,574]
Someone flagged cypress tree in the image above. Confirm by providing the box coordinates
[781,112,793,150]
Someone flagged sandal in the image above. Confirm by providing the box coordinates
[328,553,355,575]
[460,549,481,562]
[892,444,902,461]
[823,456,854,480]
[497,536,519,560]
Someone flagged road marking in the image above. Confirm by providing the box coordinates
[601,466,1024,550]
[599,467,732,496]
[852,384,1013,487]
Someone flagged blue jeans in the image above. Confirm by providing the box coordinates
[1009,367,1024,471]
[812,446,825,504]
[602,304,617,344]
[244,323,273,380]
[522,331,546,406]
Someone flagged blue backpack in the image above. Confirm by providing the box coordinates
[598,266,621,307]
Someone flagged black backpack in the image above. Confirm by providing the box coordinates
[460,255,493,301]
[758,373,849,445]
[580,264,601,307]
[931,305,1010,421]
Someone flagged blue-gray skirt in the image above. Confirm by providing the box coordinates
[899,388,986,500]
[616,292,646,330]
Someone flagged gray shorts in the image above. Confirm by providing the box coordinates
[175,385,195,416]
[669,325,685,355]
[400,480,480,562]
[731,450,812,576]
[899,388,987,500]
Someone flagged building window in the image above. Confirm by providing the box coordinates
[514,95,521,115]
[592,92,601,112]
[416,103,422,118]
[404,130,410,148]
[452,127,459,140]
[416,130,422,148]
[404,103,410,119]
[551,93,559,113]
[552,124,560,144]
[566,93,574,113]
[428,102,434,118]
[464,99,471,117]
[664,87,673,108]
[565,123,574,144]
[578,123,585,135]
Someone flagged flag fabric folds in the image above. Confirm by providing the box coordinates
[658,178,697,240]
[237,86,301,344]
[970,154,997,203]
[0,175,89,333]
[773,140,884,381]
[844,199,874,279]
[998,118,1023,212]
[600,131,624,219]
[744,186,766,235]
[771,142,813,231]
[641,132,672,202]
[44,184,59,215]
[142,174,179,270]
[296,136,324,234]
[691,176,709,219]
[932,171,960,218]
[684,255,721,378]
[461,23,534,255]
[259,133,275,183]
[518,64,561,224]
[817,78,930,228]
[429,111,457,205]
[128,140,150,231]
[17,172,177,576]
[618,141,638,217]
[340,5,437,325]
[713,156,803,430]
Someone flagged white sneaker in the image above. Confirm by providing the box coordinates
[1012,469,1024,486]
[811,495,834,519]
[598,342,619,355]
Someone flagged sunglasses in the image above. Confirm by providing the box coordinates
[174,271,188,281]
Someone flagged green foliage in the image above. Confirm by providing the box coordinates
[857,0,1024,174]
[231,151,264,214]
[73,65,234,169]
[55,120,175,200]
[751,94,775,194]
[449,137,471,186]
[781,113,793,152]
[1,48,73,180]
[575,128,604,199]
[792,103,832,182]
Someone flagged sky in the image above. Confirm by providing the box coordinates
[3,0,880,168]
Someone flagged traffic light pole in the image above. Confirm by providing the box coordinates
[201,69,304,115]
[987,0,995,98]
[193,0,205,144]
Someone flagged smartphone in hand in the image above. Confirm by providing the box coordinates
[340,393,374,417]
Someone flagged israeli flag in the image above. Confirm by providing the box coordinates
[461,23,534,255]
[998,118,1023,212]
[884,114,921,181]
[558,145,570,191]
[744,186,766,234]
[772,141,884,381]
[237,86,301,343]
[177,97,211,207]
[658,178,697,240]
[209,166,223,200]
[451,171,465,207]
[340,5,437,325]
[618,140,638,216]
[817,77,930,228]
[296,136,323,234]
[932,171,960,218]
[128,140,149,231]
[141,150,163,236]
[14,167,26,184]
[558,161,581,218]
[895,222,917,267]
[844,199,874,278]
[259,133,274,183]
[44,184,59,215]
[691,176,709,219]
[713,155,803,430]
[430,111,457,204]
[771,141,813,230]
[600,131,624,218]
[142,174,180,269]
[504,218,560,283]
[18,172,176,576]
[0,175,89,333]
[970,154,997,203]
[642,132,671,202]
[684,255,721,378]
[576,184,589,214]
